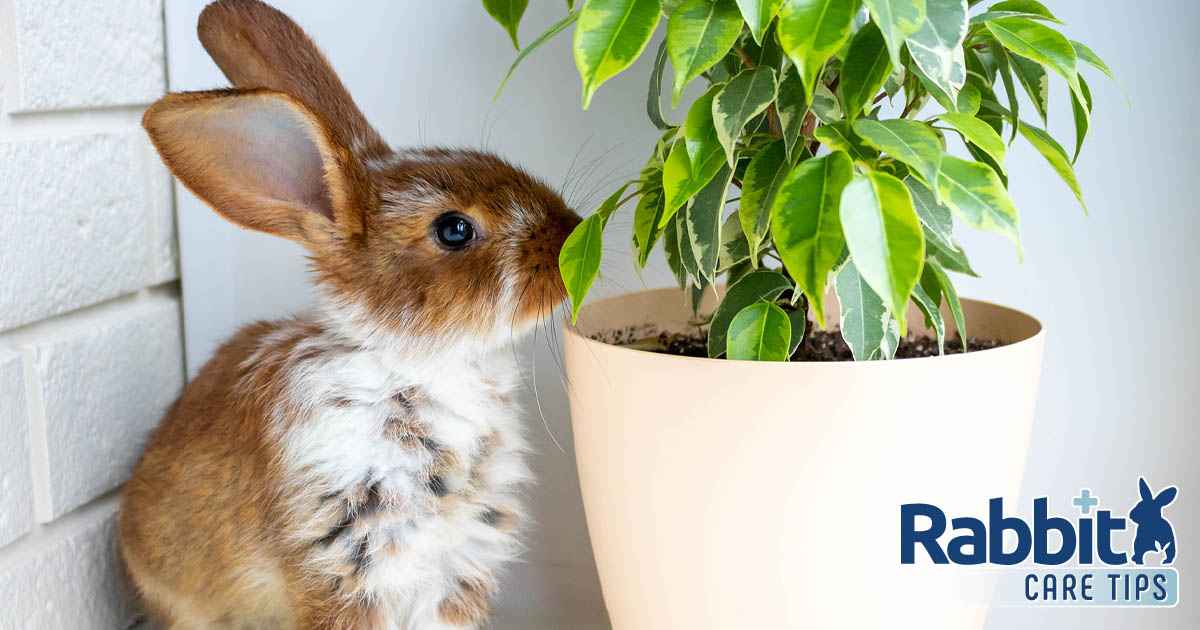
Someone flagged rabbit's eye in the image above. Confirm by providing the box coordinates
[433,213,477,250]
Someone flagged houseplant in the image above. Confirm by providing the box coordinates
[486,1,1114,627]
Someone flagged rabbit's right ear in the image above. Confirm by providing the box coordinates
[197,0,390,162]
[143,89,373,244]
[1139,478,1153,502]
[1156,486,1178,506]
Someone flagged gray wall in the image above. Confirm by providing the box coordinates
[165,1,1197,627]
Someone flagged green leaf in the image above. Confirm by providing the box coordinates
[810,82,843,124]
[496,10,580,99]
[661,140,719,226]
[840,22,892,118]
[559,213,604,322]
[771,151,854,329]
[707,269,792,357]
[852,118,943,192]
[735,0,784,45]
[986,0,1060,22]
[740,140,789,262]
[927,261,966,351]
[675,202,704,285]
[713,67,779,165]
[936,154,1021,253]
[718,211,751,271]
[936,112,1006,173]
[726,258,756,287]
[911,280,945,354]
[862,0,926,66]
[835,258,891,360]
[633,182,667,266]
[646,38,672,129]
[777,0,857,104]
[839,170,925,334]
[667,0,744,107]
[686,165,733,283]
[575,0,662,109]
[1071,40,1126,102]
[1009,54,1049,125]
[881,314,902,359]
[971,9,1059,24]
[776,66,809,158]
[925,229,978,276]
[662,211,688,289]
[957,82,981,116]
[985,17,1084,109]
[905,176,955,253]
[905,0,968,103]
[985,34,1019,142]
[1069,73,1091,163]
[786,308,807,356]
[661,88,728,222]
[727,301,792,361]
[483,0,530,49]
[813,121,877,166]
[684,84,723,165]
[569,0,576,9]
[966,47,997,88]
[662,0,685,15]
[1018,121,1086,212]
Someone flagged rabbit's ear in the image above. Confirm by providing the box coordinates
[143,89,372,245]
[1156,486,1178,506]
[197,0,390,162]
[1139,477,1153,501]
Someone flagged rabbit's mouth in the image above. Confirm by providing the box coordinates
[513,210,581,326]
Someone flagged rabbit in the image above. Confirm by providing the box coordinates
[1129,477,1177,565]
[117,1,581,628]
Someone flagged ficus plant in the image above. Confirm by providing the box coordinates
[485,0,1116,361]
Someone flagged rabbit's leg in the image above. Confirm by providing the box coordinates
[1164,540,1176,563]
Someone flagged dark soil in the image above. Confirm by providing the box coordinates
[591,324,1002,361]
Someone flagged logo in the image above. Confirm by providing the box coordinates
[900,478,1179,606]
[1130,478,1177,565]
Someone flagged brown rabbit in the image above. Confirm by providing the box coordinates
[118,1,580,628]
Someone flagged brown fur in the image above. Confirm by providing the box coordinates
[121,1,579,628]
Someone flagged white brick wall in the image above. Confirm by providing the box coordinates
[1,0,166,112]
[0,352,33,548]
[0,1,178,628]
[31,300,183,520]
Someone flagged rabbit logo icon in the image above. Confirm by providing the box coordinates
[1129,478,1177,565]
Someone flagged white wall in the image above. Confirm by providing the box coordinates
[0,1,183,628]
[166,1,1198,628]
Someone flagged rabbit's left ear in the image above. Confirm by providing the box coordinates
[1156,486,1178,506]
[1139,477,1153,501]
[143,89,372,244]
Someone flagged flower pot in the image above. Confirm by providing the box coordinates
[562,286,1045,629]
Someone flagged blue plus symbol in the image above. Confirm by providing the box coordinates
[1073,489,1100,515]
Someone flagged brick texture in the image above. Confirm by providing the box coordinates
[0,131,150,332]
[0,502,133,630]
[0,0,180,625]
[0,351,33,547]
[2,0,165,112]
[26,299,184,520]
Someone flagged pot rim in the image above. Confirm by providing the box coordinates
[562,285,1044,367]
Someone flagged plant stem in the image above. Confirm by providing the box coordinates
[731,45,756,69]
[801,111,819,155]
[766,102,783,139]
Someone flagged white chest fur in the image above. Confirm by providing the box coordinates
[260,326,531,623]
